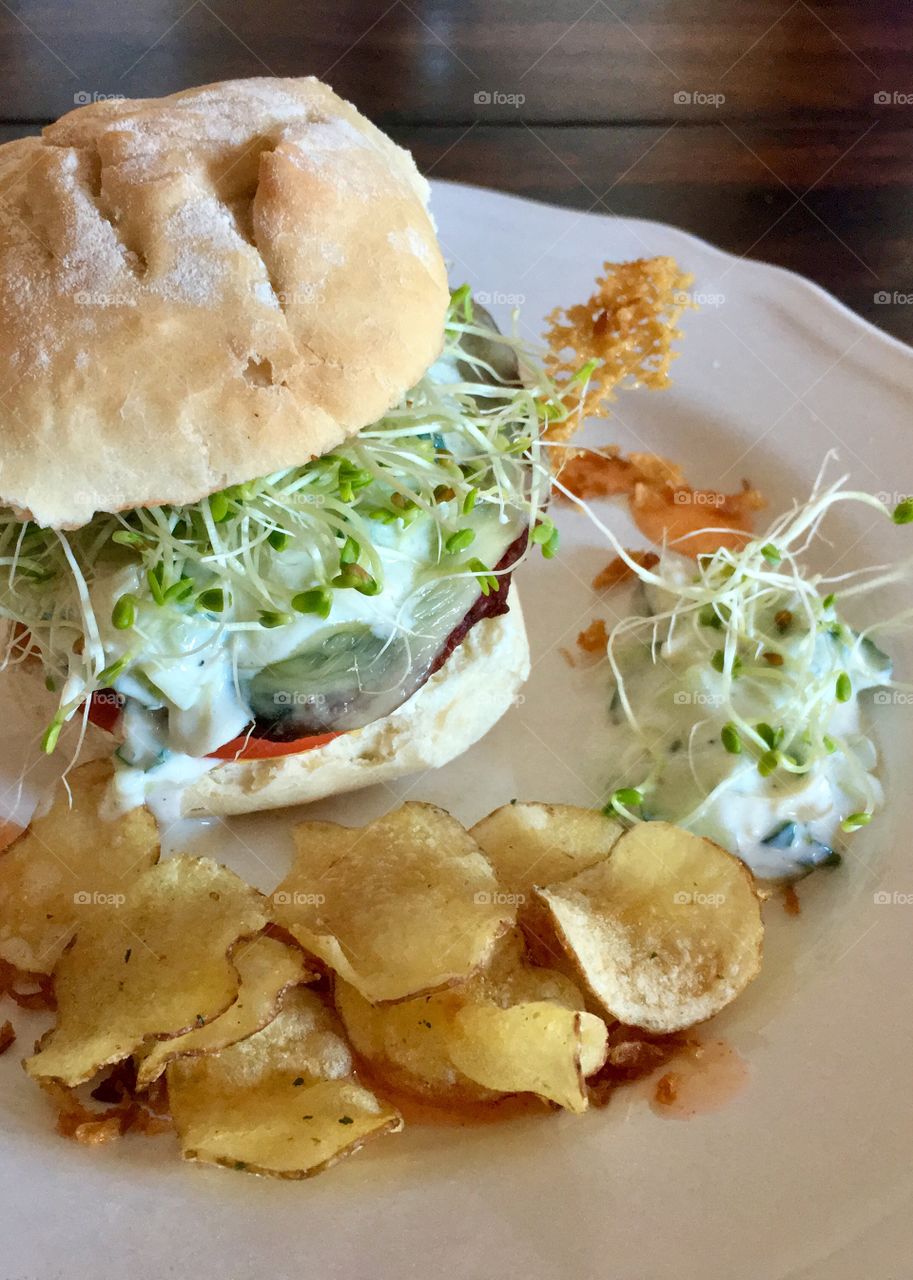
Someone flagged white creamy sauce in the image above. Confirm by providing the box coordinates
[606,561,889,880]
[88,489,523,811]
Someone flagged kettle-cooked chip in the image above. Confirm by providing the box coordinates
[274,803,511,1003]
[335,930,608,1111]
[448,1002,608,1114]
[335,979,494,1104]
[470,802,622,897]
[168,987,402,1178]
[135,934,313,1088]
[537,822,763,1033]
[0,760,159,973]
[26,856,270,1086]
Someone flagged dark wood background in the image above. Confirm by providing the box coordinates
[2,1,912,342]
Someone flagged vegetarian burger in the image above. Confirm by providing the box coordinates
[0,77,561,815]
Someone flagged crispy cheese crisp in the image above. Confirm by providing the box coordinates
[274,803,511,1003]
[576,619,608,655]
[26,856,270,1086]
[0,760,159,973]
[592,552,660,591]
[544,258,693,431]
[168,987,402,1178]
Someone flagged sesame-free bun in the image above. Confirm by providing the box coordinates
[0,77,448,529]
[181,589,530,818]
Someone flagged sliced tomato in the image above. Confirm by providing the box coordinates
[206,730,344,761]
[87,692,343,761]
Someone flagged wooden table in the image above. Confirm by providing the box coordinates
[2,0,912,342]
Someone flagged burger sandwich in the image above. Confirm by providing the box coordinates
[0,77,568,816]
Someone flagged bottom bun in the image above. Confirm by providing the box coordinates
[181,587,530,818]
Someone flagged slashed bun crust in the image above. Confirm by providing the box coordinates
[181,590,530,818]
[0,78,448,528]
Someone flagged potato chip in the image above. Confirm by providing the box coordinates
[471,802,622,898]
[0,760,159,973]
[168,987,402,1177]
[537,822,763,1033]
[26,856,270,1086]
[334,980,494,1104]
[135,934,312,1088]
[448,1002,607,1114]
[336,930,607,1111]
[274,803,511,1003]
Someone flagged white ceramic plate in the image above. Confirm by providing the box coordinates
[2,181,912,1280]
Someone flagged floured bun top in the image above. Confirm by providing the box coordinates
[0,77,449,528]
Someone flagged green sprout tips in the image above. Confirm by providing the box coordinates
[111,594,137,630]
[196,588,227,613]
[258,610,292,629]
[332,565,379,595]
[208,491,231,523]
[841,811,872,832]
[146,564,166,605]
[721,723,742,755]
[757,750,780,778]
[292,587,332,618]
[41,716,64,754]
[445,528,475,555]
[466,558,499,597]
[531,517,560,559]
[892,499,913,525]
[605,788,644,818]
[339,535,360,565]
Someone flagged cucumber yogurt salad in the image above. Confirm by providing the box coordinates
[597,466,912,879]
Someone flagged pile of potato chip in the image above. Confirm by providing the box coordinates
[0,763,764,1179]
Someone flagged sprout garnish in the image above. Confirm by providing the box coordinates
[0,288,577,751]
[565,458,912,848]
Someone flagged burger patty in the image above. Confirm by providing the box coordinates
[251,526,529,743]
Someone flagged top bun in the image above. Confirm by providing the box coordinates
[0,78,448,528]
